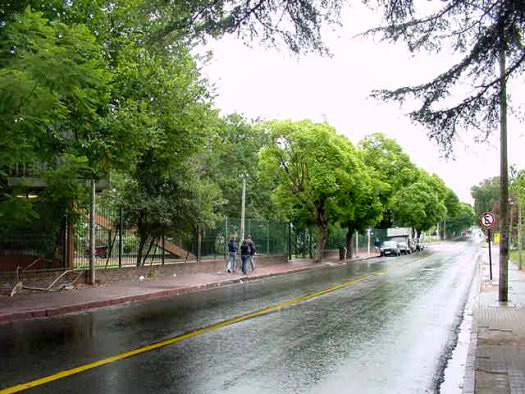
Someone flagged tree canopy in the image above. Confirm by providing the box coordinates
[391,173,448,236]
[203,114,273,219]
[471,176,500,218]
[369,0,524,153]
[258,120,370,261]
[0,0,480,264]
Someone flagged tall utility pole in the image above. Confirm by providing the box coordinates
[498,34,509,302]
[240,174,246,241]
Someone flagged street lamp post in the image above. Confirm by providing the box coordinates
[240,174,246,241]
[367,229,371,256]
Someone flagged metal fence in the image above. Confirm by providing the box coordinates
[73,209,292,269]
[199,218,289,259]
[290,226,388,258]
[0,200,387,272]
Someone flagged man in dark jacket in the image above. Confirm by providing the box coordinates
[240,240,250,274]
[227,237,238,273]
[246,235,256,272]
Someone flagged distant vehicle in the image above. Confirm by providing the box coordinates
[386,227,416,253]
[387,227,412,238]
[380,240,401,257]
[389,236,411,254]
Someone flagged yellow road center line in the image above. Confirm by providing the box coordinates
[1,272,381,393]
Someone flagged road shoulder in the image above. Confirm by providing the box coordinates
[0,255,378,325]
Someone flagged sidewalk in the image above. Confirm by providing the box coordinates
[465,246,525,394]
[0,255,376,325]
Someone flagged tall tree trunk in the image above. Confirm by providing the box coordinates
[315,223,328,263]
[142,237,155,266]
[136,234,147,267]
[136,215,145,267]
[346,227,354,259]
[314,204,329,263]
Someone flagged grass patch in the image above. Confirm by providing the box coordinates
[510,250,523,265]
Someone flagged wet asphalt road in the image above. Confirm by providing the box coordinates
[0,241,479,393]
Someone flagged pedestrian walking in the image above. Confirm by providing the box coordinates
[246,235,256,272]
[227,237,238,273]
[240,240,251,275]
[374,237,381,253]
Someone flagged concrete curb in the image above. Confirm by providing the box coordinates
[462,251,482,394]
[1,257,378,325]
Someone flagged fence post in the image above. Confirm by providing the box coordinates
[89,179,96,285]
[197,225,202,263]
[224,217,228,259]
[267,220,270,255]
[62,214,67,268]
[309,229,313,259]
[118,206,123,268]
[162,231,165,265]
[288,223,292,261]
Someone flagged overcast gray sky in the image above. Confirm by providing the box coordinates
[200,4,524,204]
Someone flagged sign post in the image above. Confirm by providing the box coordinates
[480,212,496,281]
[487,228,493,281]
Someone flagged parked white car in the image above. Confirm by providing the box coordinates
[380,240,401,257]
[388,237,411,254]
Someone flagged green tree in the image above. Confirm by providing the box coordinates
[258,120,367,262]
[203,114,273,219]
[0,7,111,168]
[510,169,525,268]
[0,4,220,264]
[0,7,113,242]
[122,164,223,266]
[113,45,216,265]
[446,203,475,238]
[444,188,461,220]
[358,133,420,228]
[339,172,386,258]
[391,173,447,237]
[359,133,419,191]
[471,177,500,219]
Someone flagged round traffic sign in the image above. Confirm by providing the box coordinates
[480,212,496,228]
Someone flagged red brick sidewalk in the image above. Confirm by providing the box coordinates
[0,255,377,325]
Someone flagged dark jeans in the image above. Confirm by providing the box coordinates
[241,255,249,273]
